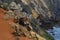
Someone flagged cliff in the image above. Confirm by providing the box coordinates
[0,0,60,40]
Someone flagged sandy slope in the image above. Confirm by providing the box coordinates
[0,8,32,40]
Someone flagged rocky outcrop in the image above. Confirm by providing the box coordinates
[1,0,60,40]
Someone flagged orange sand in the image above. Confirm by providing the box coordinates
[0,8,32,40]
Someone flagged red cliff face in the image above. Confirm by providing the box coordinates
[0,8,32,40]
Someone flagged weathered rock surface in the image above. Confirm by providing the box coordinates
[1,0,60,40]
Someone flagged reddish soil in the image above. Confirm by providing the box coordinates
[0,8,32,40]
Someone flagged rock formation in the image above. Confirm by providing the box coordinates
[1,0,60,40]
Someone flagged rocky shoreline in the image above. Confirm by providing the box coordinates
[0,0,60,40]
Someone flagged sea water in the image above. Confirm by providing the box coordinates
[46,25,60,40]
